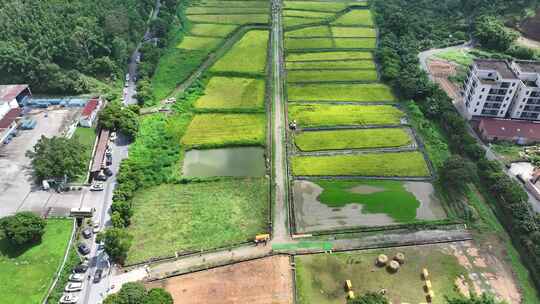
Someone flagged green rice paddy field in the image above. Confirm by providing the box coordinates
[181,113,266,149]
[283,10,335,18]
[126,179,269,264]
[187,23,237,37]
[186,7,268,14]
[331,9,374,27]
[294,128,412,151]
[194,76,265,111]
[288,104,404,127]
[176,36,222,50]
[285,26,332,37]
[286,51,373,61]
[292,151,430,177]
[187,14,269,25]
[287,69,377,82]
[287,83,395,102]
[286,60,376,69]
[285,38,334,49]
[210,30,269,75]
[295,246,468,304]
[284,1,365,12]
[284,17,327,28]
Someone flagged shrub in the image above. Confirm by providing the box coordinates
[0,212,46,245]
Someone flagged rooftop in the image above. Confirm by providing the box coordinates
[0,84,28,104]
[0,108,22,129]
[474,59,517,79]
[479,118,540,140]
[515,60,540,74]
[81,99,98,117]
[91,129,109,173]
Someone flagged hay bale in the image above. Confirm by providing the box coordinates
[394,252,405,264]
[422,268,429,280]
[376,254,389,266]
[387,260,400,273]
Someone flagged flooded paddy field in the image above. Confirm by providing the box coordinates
[292,179,446,233]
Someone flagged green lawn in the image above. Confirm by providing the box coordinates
[291,151,430,177]
[0,219,72,304]
[287,69,378,82]
[286,60,376,69]
[287,83,395,102]
[285,38,334,50]
[188,23,237,37]
[194,76,265,111]
[294,128,412,151]
[314,179,422,222]
[210,30,269,76]
[331,9,374,27]
[285,25,332,38]
[334,37,377,49]
[331,26,377,37]
[176,36,222,50]
[283,9,335,18]
[296,247,469,304]
[286,51,373,61]
[126,179,269,264]
[181,113,266,149]
[288,103,404,127]
[434,48,476,66]
[187,14,269,25]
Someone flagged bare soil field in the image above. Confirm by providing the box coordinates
[146,256,293,304]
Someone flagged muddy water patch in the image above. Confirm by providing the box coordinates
[404,181,446,220]
[182,147,265,177]
[349,185,384,194]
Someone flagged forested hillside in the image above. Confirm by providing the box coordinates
[0,0,155,93]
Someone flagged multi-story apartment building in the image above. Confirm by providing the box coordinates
[508,60,540,120]
[463,59,520,119]
[463,59,540,121]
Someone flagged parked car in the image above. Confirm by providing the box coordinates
[95,173,108,181]
[60,294,79,304]
[110,132,117,142]
[78,243,90,255]
[93,222,100,234]
[103,167,113,177]
[105,146,112,156]
[82,228,92,239]
[64,282,83,292]
[73,262,88,274]
[106,155,112,166]
[90,182,104,191]
[68,273,85,282]
[93,269,103,283]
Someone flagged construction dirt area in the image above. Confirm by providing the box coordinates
[427,59,461,100]
[146,255,294,304]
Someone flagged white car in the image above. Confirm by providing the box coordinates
[68,273,84,282]
[90,182,104,191]
[64,282,83,292]
[60,294,79,304]
[110,132,117,142]
[93,221,100,234]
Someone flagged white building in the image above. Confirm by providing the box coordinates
[79,98,102,127]
[508,60,540,120]
[463,59,520,119]
[0,84,30,143]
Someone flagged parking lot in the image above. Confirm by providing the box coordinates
[0,108,83,216]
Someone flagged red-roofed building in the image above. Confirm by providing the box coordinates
[478,118,540,144]
[0,84,30,119]
[79,98,102,127]
[0,108,22,143]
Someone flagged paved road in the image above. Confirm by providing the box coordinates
[418,46,540,212]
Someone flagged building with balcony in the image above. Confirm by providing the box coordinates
[508,60,540,120]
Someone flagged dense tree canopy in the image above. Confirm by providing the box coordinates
[0,0,154,93]
[26,136,87,182]
[103,282,173,304]
[474,16,519,51]
[98,102,140,139]
[97,228,133,264]
[0,212,46,245]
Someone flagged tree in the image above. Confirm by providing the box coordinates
[97,228,132,264]
[0,212,46,245]
[446,293,501,304]
[26,136,87,182]
[474,16,519,51]
[98,102,139,140]
[440,155,475,194]
[349,292,389,304]
[143,288,173,304]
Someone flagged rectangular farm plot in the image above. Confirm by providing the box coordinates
[126,179,269,264]
[285,26,332,38]
[331,26,377,37]
[194,76,265,111]
[284,17,327,28]
[334,38,376,49]
[287,69,378,82]
[286,60,376,70]
[287,83,396,102]
[295,246,471,304]
[286,51,373,61]
[188,23,237,37]
[283,9,335,19]
[284,1,357,12]
[187,14,269,25]
[285,38,334,50]
[211,30,269,75]
[294,128,413,151]
[288,104,404,127]
[186,7,269,14]
[194,0,270,8]
[176,36,222,50]
[293,180,445,232]
[181,113,266,149]
[332,9,374,27]
[291,151,430,177]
